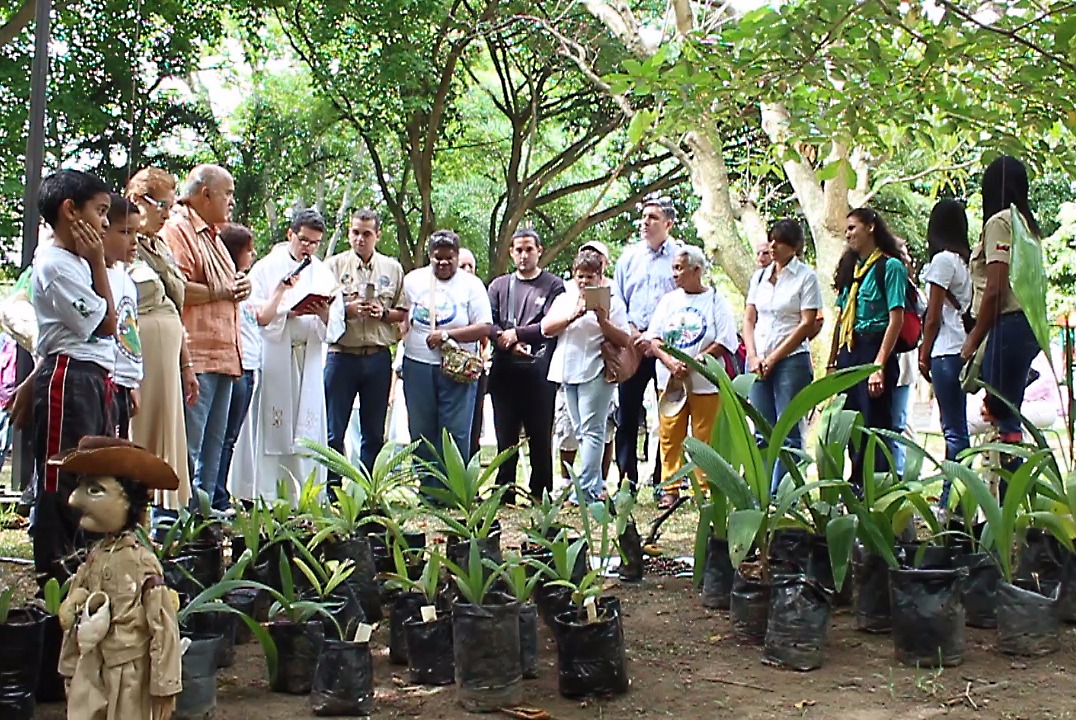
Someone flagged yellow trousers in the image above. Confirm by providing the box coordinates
[659,392,721,494]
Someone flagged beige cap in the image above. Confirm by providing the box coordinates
[580,241,610,260]
[658,374,692,418]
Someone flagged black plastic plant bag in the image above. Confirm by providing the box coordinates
[404,614,455,686]
[175,633,221,719]
[763,574,833,671]
[321,535,382,624]
[552,601,628,698]
[997,579,1060,656]
[519,603,540,679]
[268,621,326,694]
[535,583,574,629]
[310,639,374,716]
[452,595,522,711]
[897,543,953,570]
[390,592,425,665]
[730,570,770,644]
[1016,528,1063,584]
[889,567,966,667]
[0,610,44,720]
[185,609,238,667]
[954,552,999,628]
[853,545,891,633]
[35,611,65,703]
[768,529,811,576]
[225,588,258,644]
[702,536,734,610]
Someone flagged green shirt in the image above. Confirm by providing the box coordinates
[837,256,908,334]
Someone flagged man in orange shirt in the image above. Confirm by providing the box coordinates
[162,164,247,512]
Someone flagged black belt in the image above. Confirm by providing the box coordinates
[332,345,388,357]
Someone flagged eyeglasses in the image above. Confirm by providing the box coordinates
[140,194,171,212]
[295,234,321,247]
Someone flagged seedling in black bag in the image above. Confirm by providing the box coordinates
[441,541,503,606]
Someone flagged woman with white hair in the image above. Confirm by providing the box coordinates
[743,220,822,491]
[644,244,738,509]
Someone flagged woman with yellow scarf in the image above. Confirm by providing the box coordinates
[827,207,909,489]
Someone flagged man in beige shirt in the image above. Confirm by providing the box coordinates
[162,164,248,512]
[324,208,405,480]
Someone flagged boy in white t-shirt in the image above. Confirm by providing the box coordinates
[104,194,144,439]
[27,170,119,585]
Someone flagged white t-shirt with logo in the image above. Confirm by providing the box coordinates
[32,245,114,371]
[239,298,262,371]
[922,250,972,358]
[401,266,493,365]
[647,287,738,394]
[107,265,142,388]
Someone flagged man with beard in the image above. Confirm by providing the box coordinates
[487,229,565,503]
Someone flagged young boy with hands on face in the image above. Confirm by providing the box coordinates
[29,169,120,586]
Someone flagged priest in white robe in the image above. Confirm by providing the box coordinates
[232,209,338,502]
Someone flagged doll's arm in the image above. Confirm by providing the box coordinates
[143,578,182,700]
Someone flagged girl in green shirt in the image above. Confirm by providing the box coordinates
[827,207,909,490]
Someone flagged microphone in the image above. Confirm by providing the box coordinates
[283,256,311,284]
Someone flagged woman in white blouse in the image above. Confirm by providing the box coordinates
[742,220,823,490]
[916,199,972,508]
[542,248,631,503]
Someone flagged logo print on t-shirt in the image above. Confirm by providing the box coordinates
[241,303,258,329]
[412,289,458,327]
[662,306,707,350]
[116,295,141,362]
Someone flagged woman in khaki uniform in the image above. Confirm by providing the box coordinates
[125,168,198,510]
[52,437,183,720]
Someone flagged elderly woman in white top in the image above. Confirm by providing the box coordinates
[543,248,631,503]
[645,245,738,509]
[742,220,823,490]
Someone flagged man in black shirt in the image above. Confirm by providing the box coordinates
[488,229,566,503]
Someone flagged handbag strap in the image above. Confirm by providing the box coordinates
[506,276,518,329]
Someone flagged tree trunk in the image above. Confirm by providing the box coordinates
[683,128,755,295]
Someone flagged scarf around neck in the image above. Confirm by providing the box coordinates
[838,248,884,351]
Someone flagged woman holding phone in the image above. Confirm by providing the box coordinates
[542,248,631,503]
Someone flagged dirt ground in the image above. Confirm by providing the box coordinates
[8,501,1076,720]
[23,575,1076,720]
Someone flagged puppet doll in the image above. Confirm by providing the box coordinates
[51,436,182,720]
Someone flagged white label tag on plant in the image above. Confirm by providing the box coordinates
[584,596,598,623]
[420,605,437,623]
[353,623,372,643]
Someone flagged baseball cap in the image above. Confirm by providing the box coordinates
[580,240,609,260]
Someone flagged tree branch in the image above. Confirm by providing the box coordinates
[936,0,1076,74]
[0,0,34,49]
[857,157,977,205]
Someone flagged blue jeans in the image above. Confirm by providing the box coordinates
[749,352,813,491]
[565,374,616,503]
[890,383,912,475]
[216,370,256,509]
[930,354,969,507]
[185,373,235,511]
[402,357,477,494]
[837,333,899,491]
[324,349,393,479]
[981,311,1041,436]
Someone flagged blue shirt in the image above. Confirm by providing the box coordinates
[613,239,679,331]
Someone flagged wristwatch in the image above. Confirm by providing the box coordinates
[441,331,450,343]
